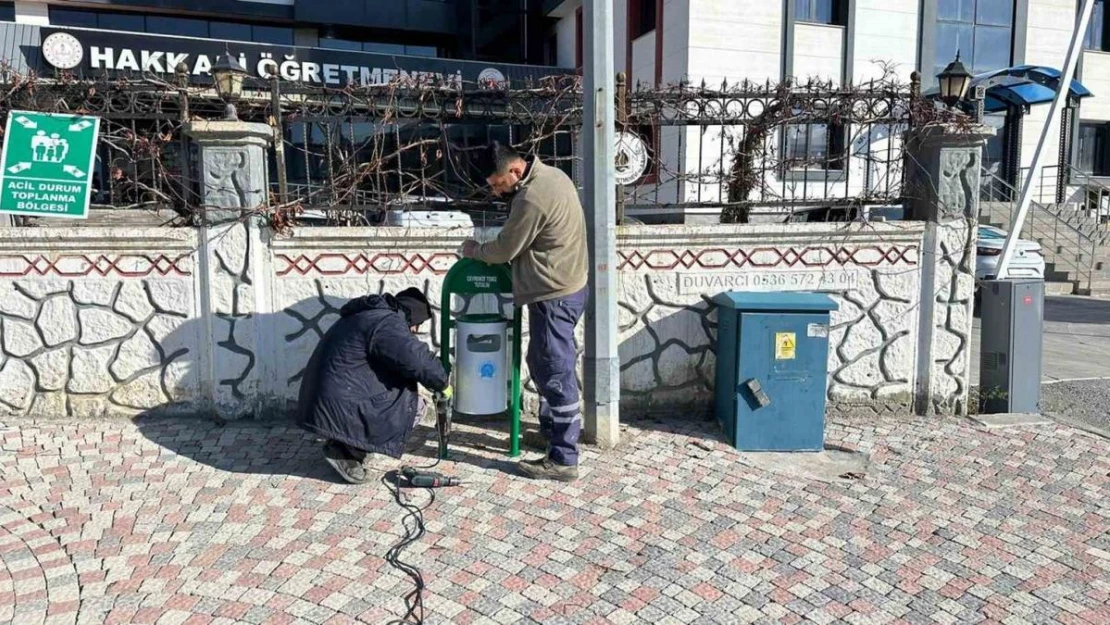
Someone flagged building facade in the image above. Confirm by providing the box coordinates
[0,0,571,218]
[0,0,567,87]
[1,0,557,66]
[545,0,1110,222]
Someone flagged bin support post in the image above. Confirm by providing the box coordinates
[510,310,523,457]
[438,259,521,458]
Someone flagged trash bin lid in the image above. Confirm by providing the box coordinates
[457,313,507,323]
[712,291,839,312]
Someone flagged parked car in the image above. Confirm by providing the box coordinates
[975,225,1045,281]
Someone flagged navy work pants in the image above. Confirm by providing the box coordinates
[526,288,588,466]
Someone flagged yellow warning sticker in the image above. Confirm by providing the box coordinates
[775,332,796,360]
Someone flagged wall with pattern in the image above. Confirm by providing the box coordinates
[0,221,940,421]
[0,229,199,418]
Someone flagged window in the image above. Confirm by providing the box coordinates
[252,25,294,46]
[795,0,845,26]
[49,9,100,29]
[544,32,558,67]
[92,12,145,33]
[784,123,846,170]
[146,17,209,39]
[50,8,295,46]
[575,7,583,72]
[364,42,406,55]
[630,0,657,40]
[0,2,14,23]
[209,21,254,42]
[320,37,363,52]
[404,45,437,58]
[1086,0,1108,52]
[935,0,1014,76]
[1078,122,1110,176]
[320,35,438,57]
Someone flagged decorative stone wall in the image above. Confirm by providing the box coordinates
[615,224,925,417]
[204,220,263,415]
[0,229,199,418]
[0,222,936,420]
[267,228,536,413]
[927,219,976,415]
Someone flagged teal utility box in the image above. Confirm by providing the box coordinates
[712,291,838,452]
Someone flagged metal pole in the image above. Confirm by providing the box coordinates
[583,0,620,448]
[615,71,628,226]
[998,0,1096,278]
[270,77,289,206]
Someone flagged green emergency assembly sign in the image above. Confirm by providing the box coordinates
[0,110,100,219]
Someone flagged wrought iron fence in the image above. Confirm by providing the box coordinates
[0,68,583,227]
[0,68,964,227]
[0,69,222,222]
[616,73,921,224]
[263,75,581,226]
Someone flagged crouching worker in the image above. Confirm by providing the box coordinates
[297,287,451,484]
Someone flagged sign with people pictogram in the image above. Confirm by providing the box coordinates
[0,110,100,219]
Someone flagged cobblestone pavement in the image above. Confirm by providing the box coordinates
[1,413,1108,625]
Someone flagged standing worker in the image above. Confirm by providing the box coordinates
[462,142,589,482]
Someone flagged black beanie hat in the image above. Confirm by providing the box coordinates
[394,287,432,328]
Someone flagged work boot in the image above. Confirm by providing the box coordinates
[518,456,579,482]
[323,441,372,485]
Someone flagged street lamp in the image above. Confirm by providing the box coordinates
[937,52,972,108]
[212,52,248,121]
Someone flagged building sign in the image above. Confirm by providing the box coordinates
[0,111,100,219]
[675,270,865,295]
[38,28,564,89]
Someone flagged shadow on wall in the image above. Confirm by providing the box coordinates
[617,274,719,423]
[0,274,736,462]
[133,285,521,479]
[0,279,456,421]
[0,278,198,419]
[140,284,506,420]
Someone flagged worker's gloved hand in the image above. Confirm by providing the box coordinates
[461,240,480,259]
[440,386,453,400]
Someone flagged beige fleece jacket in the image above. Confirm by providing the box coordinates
[475,158,588,306]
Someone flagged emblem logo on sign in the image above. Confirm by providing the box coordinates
[478,68,507,89]
[775,332,797,361]
[479,361,497,379]
[614,131,649,186]
[42,32,84,70]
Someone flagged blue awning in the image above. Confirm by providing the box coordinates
[923,65,1092,114]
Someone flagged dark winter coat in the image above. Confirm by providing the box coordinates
[297,294,449,458]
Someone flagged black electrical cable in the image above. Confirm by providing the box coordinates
[382,402,448,625]
[382,471,436,625]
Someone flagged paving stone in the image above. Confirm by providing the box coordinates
[0,413,1106,623]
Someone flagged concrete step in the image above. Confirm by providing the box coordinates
[1045,281,1077,296]
[1077,279,1110,296]
[1083,277,1110,289]
[1044,268,1076,281]
[1045,264,1097,281]
[979,208,1110,290]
